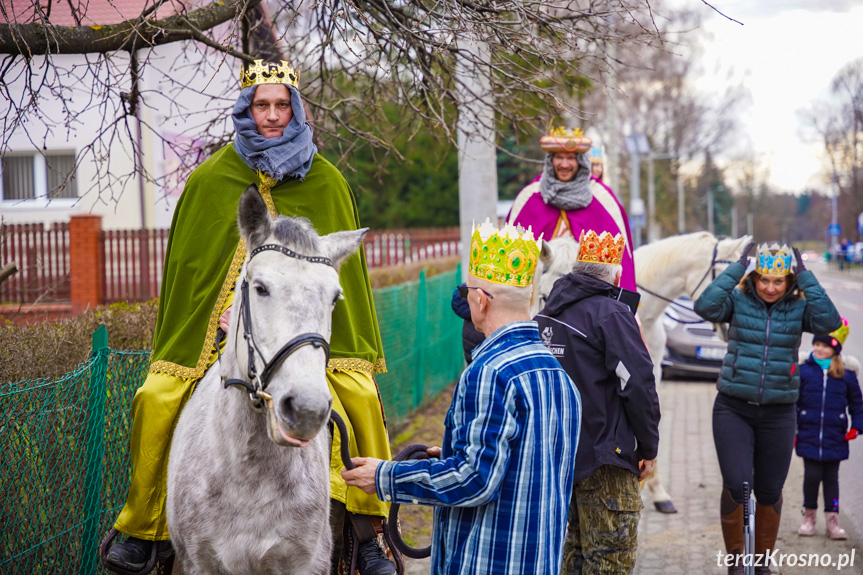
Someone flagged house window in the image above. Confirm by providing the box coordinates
[1,152,77,202]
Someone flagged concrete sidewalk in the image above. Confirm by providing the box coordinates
[637,382,861,574]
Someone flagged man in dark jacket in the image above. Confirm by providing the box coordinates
[535,229,660,575]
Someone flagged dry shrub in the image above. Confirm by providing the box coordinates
[0,257,460,383]
[0,300,158,383]
[369,256,460,288]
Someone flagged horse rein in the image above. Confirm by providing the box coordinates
[636,239,733,326]
[222,243,333,410]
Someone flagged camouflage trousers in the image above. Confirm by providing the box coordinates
[560,464,643,575]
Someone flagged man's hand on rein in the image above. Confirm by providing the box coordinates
[342,457,383,495]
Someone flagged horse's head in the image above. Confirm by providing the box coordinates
[222,185,367,448]
[688,233,754,300]
[530,236,578,317]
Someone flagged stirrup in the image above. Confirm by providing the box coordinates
[99,528,172,575]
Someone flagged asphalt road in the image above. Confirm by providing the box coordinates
[809,261,863,544]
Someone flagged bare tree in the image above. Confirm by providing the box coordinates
[800,59,863,242]
[0,0,678,209]
[579,5,747,237]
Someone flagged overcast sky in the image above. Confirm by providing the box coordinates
[687,0,863,193]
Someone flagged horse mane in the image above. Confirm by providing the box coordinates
[546,236,580,278]
[272,216,322,254]
[635,231,714,288]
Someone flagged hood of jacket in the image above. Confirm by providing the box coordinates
[544,272,622,317]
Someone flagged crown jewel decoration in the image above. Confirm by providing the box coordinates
[540,125,592,154]
[576,230,625,266]
[755,243,793,276]
[469,220,542,287]
[241,59,300,89]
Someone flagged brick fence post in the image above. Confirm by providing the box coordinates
[69,214,103,314]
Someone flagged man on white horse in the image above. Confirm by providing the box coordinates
[343,221,582,575]
[507,126,636,291]
[535,230,660,575]
[106,59,396,575]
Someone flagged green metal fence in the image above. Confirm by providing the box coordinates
[0,268,463,573]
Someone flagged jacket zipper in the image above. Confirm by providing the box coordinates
[757,312,772,404]
[819,368,828,460]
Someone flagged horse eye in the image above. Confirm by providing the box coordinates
[255,284,269,296]
[332,291,342,306]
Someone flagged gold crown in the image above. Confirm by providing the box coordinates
[576,230,625,266]
[755,243,792,276]
[241,59,300,89]
[549,126,585,139]
[540,126,592,153]
[469,220,542,287]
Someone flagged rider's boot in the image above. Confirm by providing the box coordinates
[720,487,745,575]
[330,499,347,575]
[349,513,396,575]
[754,496,782,575]
[105,536,173,572]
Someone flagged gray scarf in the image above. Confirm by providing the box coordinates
[539,152,593,210]
[232,85,317,181]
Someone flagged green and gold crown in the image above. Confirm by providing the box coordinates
[241,59,300,90]
[469,220,542,287]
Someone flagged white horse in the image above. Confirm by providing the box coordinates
[634,231,752,388]
[167,186,367,575]
[533,231,751,513]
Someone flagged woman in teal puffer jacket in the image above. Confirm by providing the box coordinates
[695,243,841,575]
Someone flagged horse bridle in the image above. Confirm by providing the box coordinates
[222,243,333,411]
[636,239,734,324]
[689,240,735,298]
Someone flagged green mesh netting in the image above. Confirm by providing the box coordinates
[0,271,464,573]
[0,333,152,574]
[374,267,464,427]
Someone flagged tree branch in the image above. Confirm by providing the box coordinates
[0,0,260,56]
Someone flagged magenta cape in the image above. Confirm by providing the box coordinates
[507,175,637,291]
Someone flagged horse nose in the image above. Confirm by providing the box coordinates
[279,394,298,429]
[278,392,331,439]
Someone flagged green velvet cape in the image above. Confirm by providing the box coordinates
[148,144,385,379]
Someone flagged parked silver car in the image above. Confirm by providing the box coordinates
[661,296,726,380]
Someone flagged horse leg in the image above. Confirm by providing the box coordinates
[646,474,677,513]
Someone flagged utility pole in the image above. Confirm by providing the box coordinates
[676,164,685,234]
[647,149,657,243]
[605,13,618,194]
[831,171,839,251]
[707,184,715,235]
[456,36,498,279]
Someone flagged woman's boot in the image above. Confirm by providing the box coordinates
[754,496,782,575]
[798,507,816,536]
[720,488,745,575]
[825,511,848,540]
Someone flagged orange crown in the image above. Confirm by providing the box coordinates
[576,230,625,266]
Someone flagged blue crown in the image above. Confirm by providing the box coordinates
[756,243,792,276]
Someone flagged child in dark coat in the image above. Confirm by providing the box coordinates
[796,318,863,539]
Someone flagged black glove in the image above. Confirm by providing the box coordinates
[793,246,806,273]
[738,241,755,267]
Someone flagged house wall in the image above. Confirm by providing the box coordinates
[1,39,236,230]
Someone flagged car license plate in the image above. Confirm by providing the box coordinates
[697,346,725,361]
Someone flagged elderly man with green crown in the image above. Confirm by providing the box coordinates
[105,59,396,575]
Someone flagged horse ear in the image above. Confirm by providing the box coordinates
[321,228,369,269]
[238,185,273,248]
[539,239,554,267]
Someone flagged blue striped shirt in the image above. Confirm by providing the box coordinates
[377,321,581,575]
